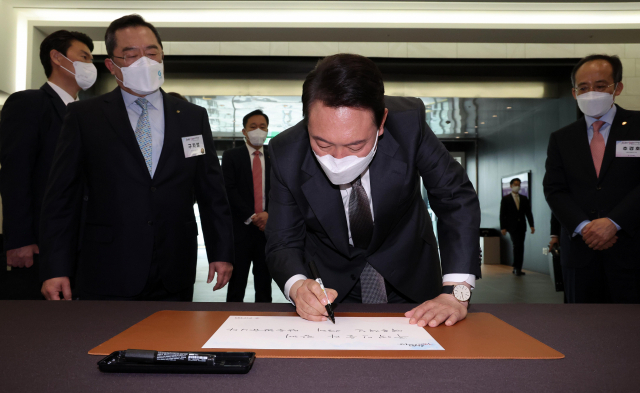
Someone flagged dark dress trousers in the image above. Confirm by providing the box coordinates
[39,87,234,299]
[543,105,640,303]
[499,193,534,271]
[265,96,481,303]
[222,144,272,302]
[0,83,67,300]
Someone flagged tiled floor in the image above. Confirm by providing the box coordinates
[193,249,564,304]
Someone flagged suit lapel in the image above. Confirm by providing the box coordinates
[41,83,67,121]
[102,87,150,178]
[264,146,271,209]
[368,130,407,251]
[598,106,633,183]
[300,145,350,256]
[154,90,180,179]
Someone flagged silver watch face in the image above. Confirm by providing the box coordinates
[453,285,471,301]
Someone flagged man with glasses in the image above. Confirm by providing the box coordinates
[0,30,94,300]
[39,14,234,301]
[544,54,640,304]
[222,110,273,303]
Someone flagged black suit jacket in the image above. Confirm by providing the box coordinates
[550,213,561,237]
[543,105,640,268]
[265,96,481,303]
[39,87,234,296]
[0,83,67,250]
[499,193,534,234]
[221,144,271,242]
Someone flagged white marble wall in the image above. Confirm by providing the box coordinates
[91,42,640,109]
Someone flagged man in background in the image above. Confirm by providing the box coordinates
[0,30,94,299]
[544,54,640,303]
[39,14,233,301]
[500,178,535,276]
[222,110,272,302]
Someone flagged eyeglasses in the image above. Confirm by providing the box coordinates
[573,83,616,95]
[112,49,163,66]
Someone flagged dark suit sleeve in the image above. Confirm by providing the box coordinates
[414,100,481,278]
[39,104,84,280]
[608,183,640,233]
[550,213,560,237]
[0,92,42,250]
[543,132,590,232]
[194,108,234,263]
[221,149,254,222]
[264,144,308,292]
[525,197,534,228]
[499,197,507,230]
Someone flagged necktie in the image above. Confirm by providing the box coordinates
[252,151,263,214]
[591,120,606,178]
[514,194,520,210]
[349,177,387,303]
[134,98,153,174]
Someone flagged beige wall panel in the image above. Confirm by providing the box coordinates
[457,43,507,59]
[407,43,456,58]
[525,44,575,58]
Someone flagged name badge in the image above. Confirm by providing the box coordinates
[182,135,205,157]
[615,141,640,157]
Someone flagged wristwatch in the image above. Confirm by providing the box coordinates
[442,285,471,302]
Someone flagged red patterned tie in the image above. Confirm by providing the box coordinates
[252,151,263,214]
[591,121,606,178]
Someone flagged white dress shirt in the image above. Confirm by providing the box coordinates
[284,167,475,302]
[47,81,78,106]
[511,192,520,210]
[244,143,266,224]
[573,104,621,236]
[121,89,165,178]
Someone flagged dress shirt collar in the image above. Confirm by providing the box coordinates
[121,88,163,111]
[47,81,77,106]
[246,142,264,155]
[585,104,617,130]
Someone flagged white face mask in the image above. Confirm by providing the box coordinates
[113,56,164,96]
[314,132,379,185]
[511,185,520,193]
[576,87,616,118]
[246,129,268,146]
[59,54,97,90]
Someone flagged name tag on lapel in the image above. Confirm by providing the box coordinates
[182,135,205,157]
[615,141,640,157]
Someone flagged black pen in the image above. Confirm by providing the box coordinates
[309,260,335,324]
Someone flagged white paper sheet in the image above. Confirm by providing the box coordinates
[202,316,444,351]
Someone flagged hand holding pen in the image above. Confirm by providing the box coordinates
[288,262,338,323]
[309,260,336,324]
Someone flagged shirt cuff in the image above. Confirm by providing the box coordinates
[442,273,476,291]
[284,274,308,305]
[244,214,255,225]
[608,218,622,231]
[550,235,559,238]
[574,220,590,237]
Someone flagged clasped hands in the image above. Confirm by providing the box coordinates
[582,218,618,251]
[290,279,468,327]
[251,212,268,231]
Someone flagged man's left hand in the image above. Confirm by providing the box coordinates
[582,218,618,250]
[531,227,535,234]
[207,261,233,291]
[405,291,468,327]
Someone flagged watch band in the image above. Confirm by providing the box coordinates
[441,285,454,295]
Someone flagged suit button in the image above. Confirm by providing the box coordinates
[148,221,153,226]
[350,274,356,281]
[150,187,157,192]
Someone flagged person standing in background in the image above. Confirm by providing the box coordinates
[0,30,95,300]
[222,110,273,302]
[544,54,640,304]
[39,14,233,301]
[500,178,535,276]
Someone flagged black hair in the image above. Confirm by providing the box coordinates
[302,53,385,128]
[167,92,187,101]
[105,14,163,58]
[243,109,269,128]
[510,178,521,186]
[571,54,623,87]
[40,30,94,78]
